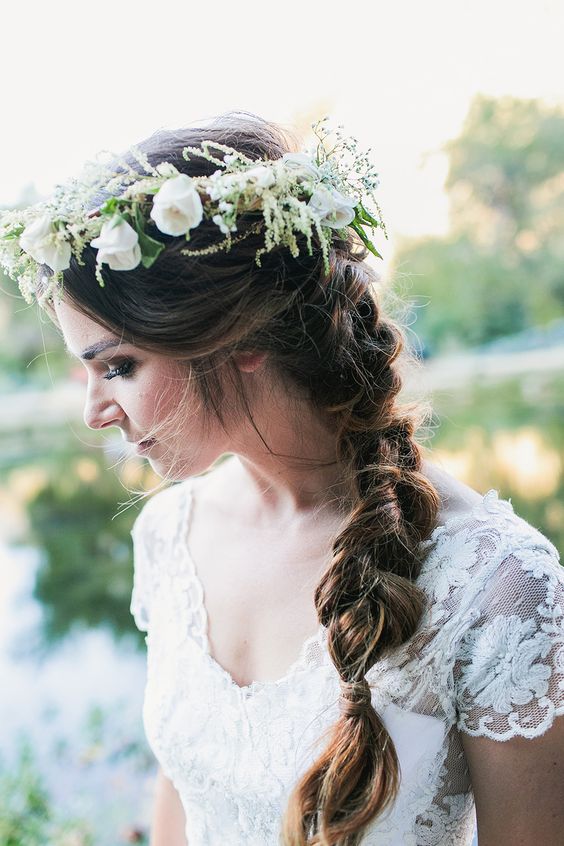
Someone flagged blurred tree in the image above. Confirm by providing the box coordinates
[0,274,68,387]
[393,94,564,354]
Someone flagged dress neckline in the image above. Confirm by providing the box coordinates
[176,478,514,698]
[178,477,328,698]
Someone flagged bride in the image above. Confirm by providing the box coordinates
[2,111,563,845]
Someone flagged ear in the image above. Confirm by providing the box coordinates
[233,350,268,373]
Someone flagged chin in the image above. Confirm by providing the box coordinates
[147,455,206,482]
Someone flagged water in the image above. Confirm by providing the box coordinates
[0,542,156,843]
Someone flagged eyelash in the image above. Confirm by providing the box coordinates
[103,359,136,380]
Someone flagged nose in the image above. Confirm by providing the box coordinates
[83,380,125,431]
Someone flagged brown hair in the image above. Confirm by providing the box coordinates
[53,111,440,845]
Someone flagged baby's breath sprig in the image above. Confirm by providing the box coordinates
[182,141,256,170]
[309,118,387,257]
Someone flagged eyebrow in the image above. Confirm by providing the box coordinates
[66,338,125,360]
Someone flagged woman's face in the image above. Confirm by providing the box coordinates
[54,297,233,480]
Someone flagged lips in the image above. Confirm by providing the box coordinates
[131,438,156,455]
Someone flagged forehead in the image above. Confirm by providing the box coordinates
[53,297,124,358]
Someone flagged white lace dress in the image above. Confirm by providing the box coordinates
[130,479,564,845]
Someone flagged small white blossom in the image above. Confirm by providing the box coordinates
[212,214,236,235]
[155,162,180,178]
[150,174,204,236]
[19,214,72,272]
[281,153,321,182]
[245,165,276,189]
[308,185,356,228]
[206,170,243,202]
[90,215,142,271]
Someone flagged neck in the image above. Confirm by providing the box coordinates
[224,378,351,521]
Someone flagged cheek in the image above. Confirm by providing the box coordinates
[136,370,191,427]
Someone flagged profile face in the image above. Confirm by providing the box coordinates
[54,297,233,480]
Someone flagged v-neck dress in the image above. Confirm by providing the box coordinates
[130,478,564,845]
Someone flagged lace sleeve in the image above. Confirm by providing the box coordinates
[454,541,564,740]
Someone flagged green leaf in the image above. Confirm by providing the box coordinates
[99,197,119,216]
[350,219,383,259]
[356,202,382,229]
[6,227,24,239]
[133,204,164,269]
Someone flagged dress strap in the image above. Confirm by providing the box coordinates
[175,478,209,651]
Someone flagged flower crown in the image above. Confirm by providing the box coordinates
[0,118,387,305]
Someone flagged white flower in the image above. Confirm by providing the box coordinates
[155,162,179,178]
[150,174,203,236]
[245,165,275,189]
[90,215,141,271]
[308,185,357,229]
[19,214,71,272]
[212,214,236,236]
[281,152,320,181]
[206,171,247,202]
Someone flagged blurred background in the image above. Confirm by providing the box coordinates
[1,0,563,843]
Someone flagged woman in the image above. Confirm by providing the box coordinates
[2,111,563,846]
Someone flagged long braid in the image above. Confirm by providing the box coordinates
[281,258,440,846]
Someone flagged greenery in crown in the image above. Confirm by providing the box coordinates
[0,118,387,305]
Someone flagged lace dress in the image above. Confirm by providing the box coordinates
[130,479,564,845]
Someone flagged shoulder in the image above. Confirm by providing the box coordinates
[131,478,193,542]
[412,475,563,747]
[416,464,561,634]
[130,458,236,546]
[421,458,485,525]
[419,458,559,565]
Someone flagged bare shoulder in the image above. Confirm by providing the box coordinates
[189,454,248,520]
[420,458,485,524]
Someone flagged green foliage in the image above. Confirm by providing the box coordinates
[0,739,94,846]
[394,94,564,355]
[0,273,68,387]
[445,95,564,232]
[430,369,564,555]
[133,204,165,268]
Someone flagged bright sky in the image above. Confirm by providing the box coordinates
[2,0,563,267]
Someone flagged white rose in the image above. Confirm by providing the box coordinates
[281,152,320,181]
[19,213,71,272]
[308,185,357,228]
[90,215,141,271]
[245,165,276,189]
[150,174,203,236]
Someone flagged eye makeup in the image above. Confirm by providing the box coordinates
[103,359,136,380]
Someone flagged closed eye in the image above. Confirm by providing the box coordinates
[103,359,136,380]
